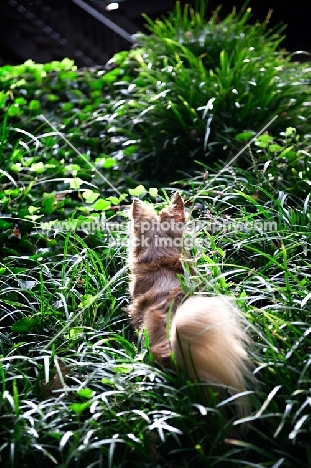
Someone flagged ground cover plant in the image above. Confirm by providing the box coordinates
[0,1,311,467]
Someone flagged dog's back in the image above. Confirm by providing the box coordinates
[128,193,254,416]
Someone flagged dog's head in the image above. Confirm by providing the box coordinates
[129,193,188,263]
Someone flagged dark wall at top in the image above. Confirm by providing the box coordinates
[0,0,310,67]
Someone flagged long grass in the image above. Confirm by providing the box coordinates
[1,121,311,466]
[106,1,311,181]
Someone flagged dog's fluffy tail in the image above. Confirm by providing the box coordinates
[170,296,253,416]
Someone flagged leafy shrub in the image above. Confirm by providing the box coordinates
[0,55,149,259]
[0,109,161,261]
[235,126,311,197]
[106,1,311,181]
[0,56,142,193]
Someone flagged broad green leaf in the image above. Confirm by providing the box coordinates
[101,378,115,386]
[90,79,105,90]
[61,102,74,111]
[0,220,11,229]
[69,401,91,414]
[49,433,62,440]
[278,146,294,159]
[284,127,296,137]
[77,388,94,399]
[102,157,116,169]
[268,144,283,153]
[66,164,81,173]
[92,198,111,211]
[255,134,274,148]
[123,145,138,156]
[129,185,146,197]
[30,162,45,173]
[96,157,116,169]
[69,177,84,189]
[110,50,128,65]
[48,94,59,101]
[102,68,121,83]
[29,99,41,110]
[15,97,27,105]
[4,188,21,196]
[8,105,22,116]
[28,206,40,215]
[106,196,119,205]
[235,131,255,142]
[10,163,22,172]
[82,190,100,204]
[149,188,158,197]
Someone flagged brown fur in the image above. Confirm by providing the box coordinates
[127,193,253,416]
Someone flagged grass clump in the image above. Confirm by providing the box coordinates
[107,1,311,181]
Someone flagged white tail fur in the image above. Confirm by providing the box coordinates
[170,296,253,416]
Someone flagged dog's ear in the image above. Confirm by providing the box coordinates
[131,198,156,222]
[169,192,185,222]
[160,192,185,223]
[131,198,144,221]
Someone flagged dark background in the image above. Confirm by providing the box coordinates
[0,0,310,67]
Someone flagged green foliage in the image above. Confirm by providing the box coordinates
[1,119,311,466]
[106,1,311,181]
[2,2,310,186]
[0,56,141,195]
[236,126,311,196]
[0,2,311,465]
[0,107,137,260]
